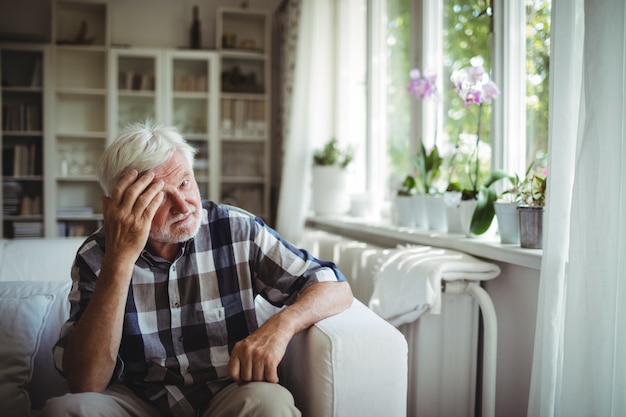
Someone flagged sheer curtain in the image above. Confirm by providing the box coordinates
[275,0,335,243]
[528,0,626,416]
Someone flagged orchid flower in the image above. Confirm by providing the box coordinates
[407,69,437,100]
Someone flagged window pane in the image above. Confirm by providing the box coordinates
[385,0,410,196]
[526,0,550,168]
[442,0,492,192]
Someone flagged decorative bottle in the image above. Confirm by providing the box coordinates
[190,5,201,49]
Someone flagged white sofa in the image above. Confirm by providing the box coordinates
[0,237,408,417]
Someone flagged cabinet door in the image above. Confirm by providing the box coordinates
[108,48,162,137]
[1,44,47,238]
[163,50,219,202]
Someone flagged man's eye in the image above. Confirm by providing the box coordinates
[181,180,189,187]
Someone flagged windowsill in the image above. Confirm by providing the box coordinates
[305,215,543,270]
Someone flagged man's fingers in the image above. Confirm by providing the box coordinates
[228,357,242,384]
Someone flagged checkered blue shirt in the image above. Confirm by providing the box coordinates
[53,201,345,417]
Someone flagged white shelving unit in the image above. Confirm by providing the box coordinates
[217,7,271,220]
[0,2,273,237]
[51,0,109,237]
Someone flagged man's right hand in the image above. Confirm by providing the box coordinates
[101,169,164,263]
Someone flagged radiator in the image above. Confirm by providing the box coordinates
[299,229,483,417]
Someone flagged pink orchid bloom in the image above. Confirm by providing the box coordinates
[407,68,437,100]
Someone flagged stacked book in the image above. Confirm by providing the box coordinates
[57,206,94,218]
[2,181,22,215]
[13,221,43,238]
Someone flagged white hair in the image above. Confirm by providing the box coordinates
[97,122,197,196]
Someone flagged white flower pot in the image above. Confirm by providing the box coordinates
[393,195,416,227]
[494,202,520,244]
[445,193,478,236]
[412,194,428,229]
[312,166,350,215]
[424,194,447,232]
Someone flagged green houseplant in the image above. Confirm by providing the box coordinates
[313,137,354,169]
[311,138,354,215]
[407,68,443,195]
[517,162,547,248]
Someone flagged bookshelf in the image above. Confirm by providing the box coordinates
[217,8,271,220]
[51,0,108,237]
[1,44,48,238]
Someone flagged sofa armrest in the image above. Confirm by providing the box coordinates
[279,299,408,417]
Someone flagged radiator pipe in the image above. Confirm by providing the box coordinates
[443,280,497,417]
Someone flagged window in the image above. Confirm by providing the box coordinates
[362,0,550,206]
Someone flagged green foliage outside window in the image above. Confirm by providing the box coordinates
[385,0,411,187]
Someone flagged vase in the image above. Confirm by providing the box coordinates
[311,166,350,215]
[392,195,416,227]
[424,194,447,232]
[443,191,463,234]
[412,194,428,229]
[518,206,544,249]
[444,192,478,236]
[494,202,520,244]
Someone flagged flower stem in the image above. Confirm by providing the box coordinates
[473,103,483,197]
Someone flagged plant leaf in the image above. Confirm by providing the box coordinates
[470,187,498,234]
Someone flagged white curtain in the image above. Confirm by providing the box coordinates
[275,0,335,243]
[528,0,626,416]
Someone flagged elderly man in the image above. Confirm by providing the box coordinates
[43,122,352,417]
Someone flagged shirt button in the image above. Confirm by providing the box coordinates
[178,336,184,342]
[174,302,180,308]
[172,265,176,272]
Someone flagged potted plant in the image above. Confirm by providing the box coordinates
[407,69,446,231]
[494,172,523,244]
[311,137,354,215]
[450,58,503,236]
[392,175,419,227]
[517,163,547,248]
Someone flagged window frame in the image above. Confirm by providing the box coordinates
[365,0,533,203]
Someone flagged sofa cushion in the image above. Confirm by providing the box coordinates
[0,238,83,282]
[0,281,71,411]
[0,294,54,417]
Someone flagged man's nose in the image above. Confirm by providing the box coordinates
[169,191,188,213]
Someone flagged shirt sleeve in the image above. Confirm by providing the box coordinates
[242,213,347,307]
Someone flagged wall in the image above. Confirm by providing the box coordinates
[108,0,282,50]
[484,261,540,417]
[0,0,282,46]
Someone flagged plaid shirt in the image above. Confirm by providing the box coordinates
[53,201,345,417]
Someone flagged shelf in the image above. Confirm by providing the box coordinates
[3,214,44,221]
[306,216,543,270]
[1,131,44,137]
[2,176,44,181]
[1,86,43,93]
[55,88,107,96]
[219,49,267,60]
[221,176,266,183]
[56,131,106,139]
[56,175,99,182]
